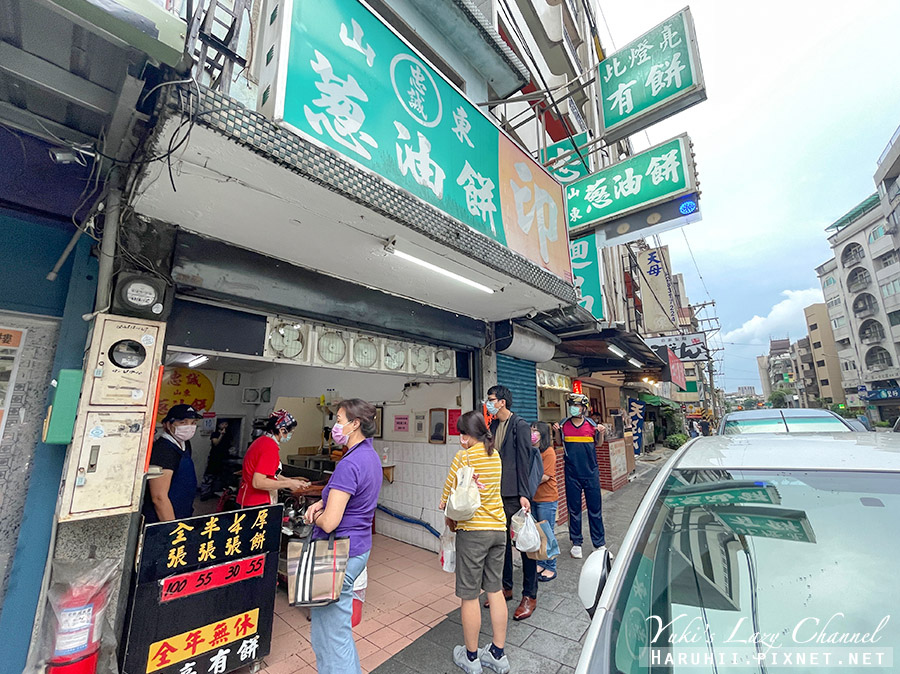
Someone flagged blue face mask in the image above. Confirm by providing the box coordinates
[569,405,582,417]
[280,432,293,443]
[486,400,499,415]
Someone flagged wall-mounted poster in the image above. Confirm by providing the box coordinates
[447,409,462,436]
[0,327,25,443]
[393,414,409,433]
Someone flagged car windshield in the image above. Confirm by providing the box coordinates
[603,468,898,672]
[722,415,850,434]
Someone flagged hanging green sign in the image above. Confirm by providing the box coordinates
[566,134,697,235]
[541,132,591,185]
[598,8,706,142]
[258,0,573,282]
[569,230,603,320]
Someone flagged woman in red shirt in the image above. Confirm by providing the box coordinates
[237,410,308,507]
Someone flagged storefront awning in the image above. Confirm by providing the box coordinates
[639,393,680,411]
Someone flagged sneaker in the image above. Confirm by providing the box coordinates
[479,646,511,674]
[453,645,484,673]
[571,545,583,559]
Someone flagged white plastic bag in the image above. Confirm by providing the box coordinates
[445,464,481,522]
[440,526,457,573]
[511,507,541,553]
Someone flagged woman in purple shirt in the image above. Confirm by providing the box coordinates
[305,398,383,673]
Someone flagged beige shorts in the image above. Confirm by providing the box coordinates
[455,529,507,600]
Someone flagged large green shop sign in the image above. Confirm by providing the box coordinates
[566,134,697,235]
[598,8,706,142]
[263,0,572,282]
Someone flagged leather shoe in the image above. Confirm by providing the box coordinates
[513,596,536,621]
[484,588,513,608]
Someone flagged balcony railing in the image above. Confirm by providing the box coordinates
[868,361,892,372]
[848,278,872,293]
[861,332,885,345]
[855,305,878,318]
[842,252,865,266]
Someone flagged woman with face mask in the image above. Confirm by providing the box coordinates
[237,409,308,508]
[304,399,383,674]
[144,404,203,523]
[530,422,560,582]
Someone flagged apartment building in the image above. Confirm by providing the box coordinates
[804,303,846,407]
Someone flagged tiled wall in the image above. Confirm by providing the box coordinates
[373,440,457,553]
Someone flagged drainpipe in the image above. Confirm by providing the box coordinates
[95,172,122,312]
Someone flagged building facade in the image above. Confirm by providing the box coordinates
[818,192,899,421]
[804,302,846,407]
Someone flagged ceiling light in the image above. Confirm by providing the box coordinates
[607,345,627,358]
[386,244,494,294]
[628,358,642,368]
[642,377,649,382]
[187,355,209,368]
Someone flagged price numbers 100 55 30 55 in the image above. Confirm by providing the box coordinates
[160,555,266,603]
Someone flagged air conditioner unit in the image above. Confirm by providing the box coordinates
[350,334,382,370]
[265,317,312,364]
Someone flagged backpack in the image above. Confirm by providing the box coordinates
[512,416,544,498]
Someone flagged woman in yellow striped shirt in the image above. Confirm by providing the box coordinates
[439,411,510,674]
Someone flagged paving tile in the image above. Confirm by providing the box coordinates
[370,659,419,674]
[353,617,383,638]
[534,590,567,612]
[391,615,426,638]
[392,629,454,671]
[265,631,304,664]
[367,624,404,648]
[260,654,305,674]
[355,637,381,661]
[363,649,399,672]
[524,609,589,641]
[279,605,311,631]
[502,643,562,674]
[520,627,583,665]
[270,614,293,638]
[558,666,576,674]
[273,592,291,615]
[409,604,443,625]
[478,615,534,647]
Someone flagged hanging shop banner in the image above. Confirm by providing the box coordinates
[667,347,686,390]
[627,398,645,455]
[569,231,604,320]
[637,246,678,334]
[540,132,591,185]
[0,327,25,442]
[566,134,698,237]
[157,367,216,421]
[123,505,282,674]
[645,332,709,362]
[263,0,572,282]
[597,8,706,142]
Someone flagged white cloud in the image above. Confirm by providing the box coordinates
[721,288,824,346]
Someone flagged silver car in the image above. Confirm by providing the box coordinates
[576,433,899,673]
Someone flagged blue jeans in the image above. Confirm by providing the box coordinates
[310,551,370,674]
[531,500,559,573]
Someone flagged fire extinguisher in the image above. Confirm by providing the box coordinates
[46,584,108,674]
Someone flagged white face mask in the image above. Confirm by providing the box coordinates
[173,425,196,442]
[459,435,470,449]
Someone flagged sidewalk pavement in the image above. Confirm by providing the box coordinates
[372,449,672,674]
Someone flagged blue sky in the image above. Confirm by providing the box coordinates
[597,0,900,391]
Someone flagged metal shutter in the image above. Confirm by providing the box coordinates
[496,354,539,423]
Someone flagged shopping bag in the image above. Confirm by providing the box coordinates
[287,531,350,607]
[511,508,541,553]
[440,526,456,573]
[526,521,560,560]
[445,462,481,522]
[352,567,367,627]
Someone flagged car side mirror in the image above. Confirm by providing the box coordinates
[578,546,613,618]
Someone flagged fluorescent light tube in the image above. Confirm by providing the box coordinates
[627,358,642,368]
[389,247,494,294]
[188,355,209,368]
[608,345,626,358]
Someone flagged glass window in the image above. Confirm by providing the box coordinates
[824,276,836,287]
[603,470,897,674]
[808,323,818,331]
[889,310,900,327]
[816,359,826,367]
[830,316,846,329]
[827,297,842,309]
[820,379,829,386]
[879,250,898,268]
[869,225,886,242]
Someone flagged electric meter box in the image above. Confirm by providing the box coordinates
[59,314,166,522]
